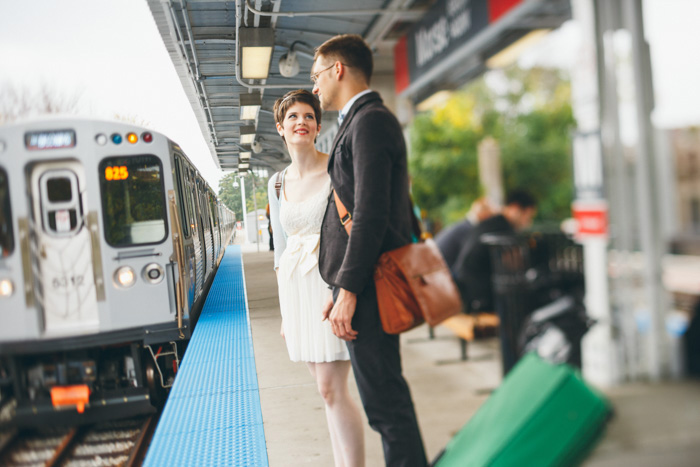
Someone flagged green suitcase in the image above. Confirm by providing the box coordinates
[433,353,612,466]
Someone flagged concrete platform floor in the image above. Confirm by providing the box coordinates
[240,246,700,466]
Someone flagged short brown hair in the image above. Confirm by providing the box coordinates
[314,34,373,84]
[273,89,322,127]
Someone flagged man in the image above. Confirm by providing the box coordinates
[453,189,537,313]
[314,34,428,466]
[435,197,494,272]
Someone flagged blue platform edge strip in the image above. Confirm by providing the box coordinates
[144,246,269,466]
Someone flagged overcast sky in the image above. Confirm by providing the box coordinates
[1,0,699,192]
[0,0,221,188]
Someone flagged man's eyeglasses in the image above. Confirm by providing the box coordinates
[310,64,335,84]
[310,63,351,84]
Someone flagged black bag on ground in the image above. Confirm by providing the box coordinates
[518,295,593,368]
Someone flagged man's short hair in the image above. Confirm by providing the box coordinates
[314,34,373,84]
[505,189,536,209]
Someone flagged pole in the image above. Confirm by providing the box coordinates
[240,175,248,244]
[251,173,260,252]
[570,0,617,387]
[624,0,669,380]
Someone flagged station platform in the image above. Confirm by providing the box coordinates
[149,243,700,466]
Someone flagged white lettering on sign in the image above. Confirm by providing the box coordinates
[415,17,449,67]
[450,10,471,39]
[447,0,468,17]
[414,1,472,68]
[580,216,604,232]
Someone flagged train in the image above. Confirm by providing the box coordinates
[0,118,235,426]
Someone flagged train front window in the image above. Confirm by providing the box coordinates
[0,169,13,257]
[99,155,167,247]
[47,177,73,202]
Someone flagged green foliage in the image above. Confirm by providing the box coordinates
[409,66,576,231]
[218,172,269,221]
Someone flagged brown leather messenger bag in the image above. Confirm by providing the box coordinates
[333,190,463,334]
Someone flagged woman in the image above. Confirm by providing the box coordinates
[267,90,365,467]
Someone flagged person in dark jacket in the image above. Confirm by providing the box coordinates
[435,197,494,272]
[454,190,537,312]
[314,34,428,466]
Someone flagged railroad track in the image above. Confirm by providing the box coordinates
[0,415,155,467]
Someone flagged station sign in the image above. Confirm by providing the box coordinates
[572,199,608,239]
[394,0,524,94]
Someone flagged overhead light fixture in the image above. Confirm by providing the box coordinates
[239,124,256,144]
[240,92,261,120]
[239,27,275,79]
[239,162,250,170]
[240,152,251,160]
[252,138,263,154]
[486,29,550,69]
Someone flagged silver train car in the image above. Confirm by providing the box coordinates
[0,118,235,426]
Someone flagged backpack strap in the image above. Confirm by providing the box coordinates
[274,170,283,199]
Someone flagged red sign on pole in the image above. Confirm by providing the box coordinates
[572,200,608,238]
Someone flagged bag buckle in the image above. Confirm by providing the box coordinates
[340,213,352,226]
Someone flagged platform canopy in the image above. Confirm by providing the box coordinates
[147,0,571,174]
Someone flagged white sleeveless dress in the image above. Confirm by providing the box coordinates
[277,179,350,363]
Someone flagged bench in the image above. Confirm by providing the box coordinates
[436,312,500,361]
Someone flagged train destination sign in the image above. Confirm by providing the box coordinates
[104,166,129,181]
[25,129,77,151]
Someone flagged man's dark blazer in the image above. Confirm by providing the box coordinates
[319,91,413,295]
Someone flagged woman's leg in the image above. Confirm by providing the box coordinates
[308,360,365,467]
[308,363,346,467]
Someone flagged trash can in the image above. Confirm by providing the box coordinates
[483,232,586,375]
[482,234,533,375]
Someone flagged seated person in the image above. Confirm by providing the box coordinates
[453,189,537,312]
[435,197,494,272]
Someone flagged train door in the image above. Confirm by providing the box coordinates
[28,161,98,335]
[188,168,205,299]
[173,155,196,309]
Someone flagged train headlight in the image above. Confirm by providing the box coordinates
[142,263,164,284]
[114,266,136,288]
[0,279,13,297]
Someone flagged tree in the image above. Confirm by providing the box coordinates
[0,82,82,124]
[218,172,269,222]
[409,66,576,231]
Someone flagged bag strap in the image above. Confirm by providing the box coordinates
[274,170,283,199]
[332,188,422,240]
[333,189,353,236]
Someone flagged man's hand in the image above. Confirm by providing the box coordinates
[325,288,358,341]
